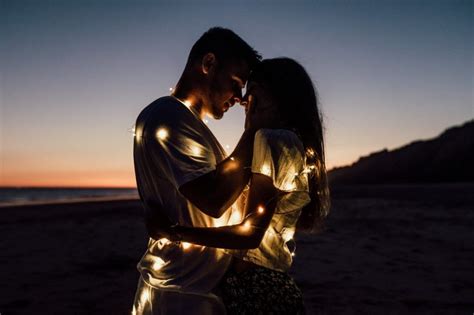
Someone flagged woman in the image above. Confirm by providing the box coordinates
[164,58,330,314]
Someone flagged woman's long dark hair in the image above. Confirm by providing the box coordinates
[249,58,331,232]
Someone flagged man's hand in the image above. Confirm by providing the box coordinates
[148,225,172,241]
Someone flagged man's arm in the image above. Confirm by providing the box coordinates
[179,129,255,218]
[171,173,279,249]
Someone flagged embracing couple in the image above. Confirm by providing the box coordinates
[131,27,330,315]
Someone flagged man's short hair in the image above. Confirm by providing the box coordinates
[186,27,262,70]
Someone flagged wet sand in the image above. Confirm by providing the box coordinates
[1,184,473,314]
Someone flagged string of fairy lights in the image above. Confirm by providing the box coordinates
[130,96,317,269]
[130,94,320,314]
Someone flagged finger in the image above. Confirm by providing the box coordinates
[247,95,255,114]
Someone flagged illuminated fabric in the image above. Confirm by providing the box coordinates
[131,277,226,314]
[134,96,237,294]
[229,129,311,272]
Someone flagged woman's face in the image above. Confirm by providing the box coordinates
[242,80,281,130]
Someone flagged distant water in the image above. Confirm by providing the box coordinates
[0,188,139,207]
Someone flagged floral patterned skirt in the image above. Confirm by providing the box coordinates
[219,266,305,314]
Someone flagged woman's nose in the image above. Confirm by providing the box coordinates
[240,93,250,107]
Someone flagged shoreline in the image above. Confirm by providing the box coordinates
[2,181,473,209]
[0,194,140,209]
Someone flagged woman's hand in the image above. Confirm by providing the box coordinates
[244,94,266,131]
[244,92,280,131]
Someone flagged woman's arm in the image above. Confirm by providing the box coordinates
[170,173,281,249]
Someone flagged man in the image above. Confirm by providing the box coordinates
[132,27,261,314]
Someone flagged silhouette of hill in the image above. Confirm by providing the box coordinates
[328,120,474,185]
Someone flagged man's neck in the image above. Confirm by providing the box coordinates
[173,83,205,119]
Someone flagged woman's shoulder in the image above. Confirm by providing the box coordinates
[255,128,304,152]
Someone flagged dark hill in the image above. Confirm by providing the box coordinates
[328,120,474,185]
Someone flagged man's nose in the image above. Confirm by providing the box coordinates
[228,96,241,107]
[233,96,242,105]
[233,89,243,103]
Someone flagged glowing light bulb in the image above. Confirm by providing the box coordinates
[184,100,192,107]
[230,157,235,161]
[156,128,169,140]
[191,146,201,155]
[153,257,166,271]
[241,221,252,232]
[182,242,192,250]
[169,87,173,92]
[204,119,209,124]
[291,252,295,257]
[257,206,265,214]
[225,144,230,149]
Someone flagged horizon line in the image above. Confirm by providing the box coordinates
[0,186,138,189]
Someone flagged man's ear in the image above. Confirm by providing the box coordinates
[202,53,216,75]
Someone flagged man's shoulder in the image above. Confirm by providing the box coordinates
[136,96,185,125]
[151,95,181,109]
[138,96,179,116]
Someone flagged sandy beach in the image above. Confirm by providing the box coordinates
[1,184,473,314]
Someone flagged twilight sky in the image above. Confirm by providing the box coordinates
[1,0,472,187]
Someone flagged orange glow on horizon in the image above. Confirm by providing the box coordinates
[0,170,137,188]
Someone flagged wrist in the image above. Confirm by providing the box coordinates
[169,225,183,242]
[233,130,255,161]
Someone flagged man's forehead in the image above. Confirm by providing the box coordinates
[232,75,245,88]
[228,60,250,82]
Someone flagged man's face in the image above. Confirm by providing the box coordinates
[206,60,250,120]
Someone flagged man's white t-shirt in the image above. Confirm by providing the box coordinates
[133,96,237,294]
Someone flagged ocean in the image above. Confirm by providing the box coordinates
[0,187,139,207]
